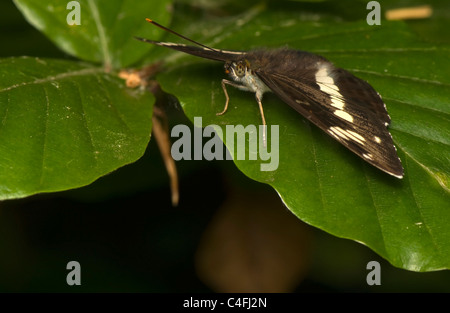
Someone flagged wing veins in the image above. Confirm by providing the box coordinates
[255,70,403,176]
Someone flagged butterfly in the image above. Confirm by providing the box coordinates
[135,19,404,179]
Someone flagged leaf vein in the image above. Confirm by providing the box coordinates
[72,80,98,166]
[383,96,450,116]
[0,67,104,93]
[95,74,133,133]
[348,68,449,87]
[394,128,450,147]
[396,140,450,194]
[39,86,50,186]
[404,156,442,260]
[362,169,389,257]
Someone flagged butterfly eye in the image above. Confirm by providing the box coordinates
[235,62,246,77]
[224,62,232,74]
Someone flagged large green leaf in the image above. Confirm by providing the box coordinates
[145,4,450,271]
[0,57,153,199]
[13,0,172,68]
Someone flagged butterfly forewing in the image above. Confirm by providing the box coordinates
[134,37,245,62]
[252,55,403,178]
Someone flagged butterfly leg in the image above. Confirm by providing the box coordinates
[255,92,267,147]
[219,79,268,146]
[218,79,252,115]
[217,79,231,116]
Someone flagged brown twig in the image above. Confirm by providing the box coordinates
[150,82,179,207]
[119,64,180,206]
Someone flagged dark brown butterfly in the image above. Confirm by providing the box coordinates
[135,19,403,178]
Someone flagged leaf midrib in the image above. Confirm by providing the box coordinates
[87,0,111,69]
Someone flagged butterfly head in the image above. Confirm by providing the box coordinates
[224,60,250,81]
[224,59,270,95]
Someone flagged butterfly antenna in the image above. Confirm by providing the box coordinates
[145,18,216,52]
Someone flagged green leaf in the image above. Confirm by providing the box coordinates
[149,5,450,271]
[0,56,153,199]
[13,0,172,68]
